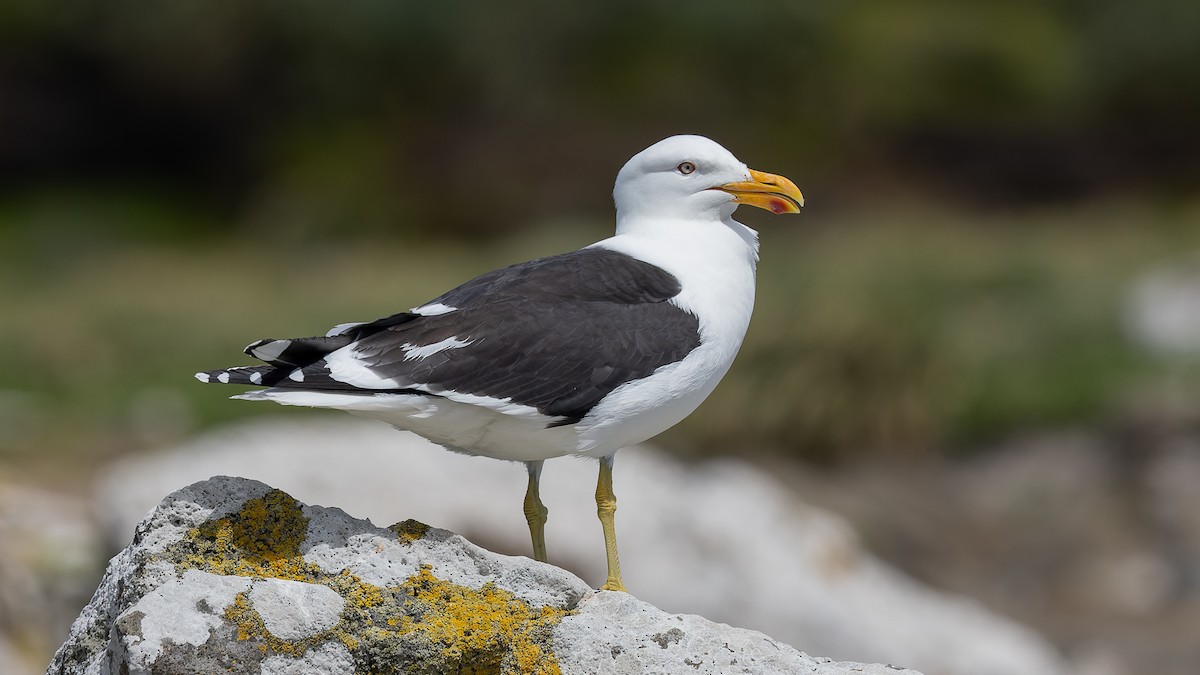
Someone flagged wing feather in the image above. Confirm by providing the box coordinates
[203,248,701,424]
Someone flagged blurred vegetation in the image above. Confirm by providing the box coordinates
[1,0,1199,470]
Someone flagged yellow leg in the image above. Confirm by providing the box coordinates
[596,456,627,592]
[523,461,549,563]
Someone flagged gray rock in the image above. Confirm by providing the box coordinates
[52,475,920,675]
[249,578,345,641]
[555,592,917,675]
[119,569,251,666]
[260,642,354,675]
[98,419,1070,675]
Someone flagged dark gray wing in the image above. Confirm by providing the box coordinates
[202,247,702,424]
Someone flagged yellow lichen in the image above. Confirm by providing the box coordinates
[389,519,430,545]
[166,488,567,674]
[399,566,565,675]
[183,489,313,581]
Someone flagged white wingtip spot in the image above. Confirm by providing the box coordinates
[250,371,263,385]
[194,372,210,383]
[217,372,230,384]
[288,369,305,382]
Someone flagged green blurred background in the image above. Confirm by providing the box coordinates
[2,0,1199,477]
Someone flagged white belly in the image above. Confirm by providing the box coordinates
[573,337,739,457]
[243,335,737,462]
[241,389,579,462]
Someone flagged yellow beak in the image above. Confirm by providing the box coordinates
[714,168,804,214]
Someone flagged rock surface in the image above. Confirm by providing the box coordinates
[51,475,922,675]
[98,419,1070,675]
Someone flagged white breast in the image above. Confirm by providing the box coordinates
[576,217,759,457]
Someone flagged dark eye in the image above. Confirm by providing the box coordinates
[677,161,696,175]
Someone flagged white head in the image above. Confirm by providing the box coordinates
[613,135,803,225]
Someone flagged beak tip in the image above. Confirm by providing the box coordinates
[720,168,804,214]
[768,199,795,214]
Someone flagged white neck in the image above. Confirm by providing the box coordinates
[592,214,760,348]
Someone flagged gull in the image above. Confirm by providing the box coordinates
[196,134,803,591]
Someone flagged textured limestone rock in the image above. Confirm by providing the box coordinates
[99,419,1069,675]
[554,592,915,675]
[248,578,345,640]
[52,476,922,675]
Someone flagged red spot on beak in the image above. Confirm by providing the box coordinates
[769,199,788,214]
